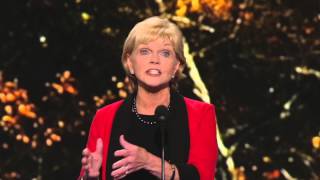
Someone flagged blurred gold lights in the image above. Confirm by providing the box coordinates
[81,12,91,24]
[44,128,61,147]
[263,156,272,163]
[58,120,65,128]
[312,136,320,149]
[39,35,48,48]
[0,76,37,125]
[295,66,320,79]
[3,171,20,179]
[93,76,131,107]
[1,68,134,153]
[234,166,246,180]
[50,70,78,95]
[263,169,281,179]
[0,70,80,151]
[175,0,233,20]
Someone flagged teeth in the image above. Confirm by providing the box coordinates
[147,69,161,75]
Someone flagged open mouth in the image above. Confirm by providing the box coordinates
[146,69,161,76]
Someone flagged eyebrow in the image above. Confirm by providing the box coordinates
[163,43,172,46]
[137,43,173,50]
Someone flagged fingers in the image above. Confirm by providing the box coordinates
[81,156,87,164]
[112,164,140,179]
[96,138,103,155]
[81,155,90,170]
[111,165,128,178]
[81,158,87,169]
[111,135,148,178]
[112,158,128,169]
[114,149,129,157]
[82,148,90,169]
[82,148,90,156]
[81,138,103,171]
[119,135,133,149]
[83,138,103,156]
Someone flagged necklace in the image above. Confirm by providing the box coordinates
[132,97,170,125]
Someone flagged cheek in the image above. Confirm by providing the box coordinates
[130,57,141,71]
[171,60,180,72]
[132,62,146,74]
[163,63,178,75]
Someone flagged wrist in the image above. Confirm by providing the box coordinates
[144,155,172,179]
[88,169,100,177]
[143,150,154,170]
[170,163,176,180]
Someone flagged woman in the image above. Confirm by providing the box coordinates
[79,16,218,180]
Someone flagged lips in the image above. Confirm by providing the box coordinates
[146,69,161,76]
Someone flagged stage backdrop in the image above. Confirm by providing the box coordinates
[0,0,319,179]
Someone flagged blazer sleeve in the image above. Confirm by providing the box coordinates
[78,109,103,179]
[187,104,218,180]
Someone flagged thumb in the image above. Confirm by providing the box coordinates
[95,138,103,155]
[119,134,133,149]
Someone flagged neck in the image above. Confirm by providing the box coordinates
[135,86,171,115]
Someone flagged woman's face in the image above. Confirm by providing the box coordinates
[127,38,180,91]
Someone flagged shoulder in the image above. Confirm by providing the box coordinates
[89,99,124,130]
[96,99,124,115]
[183,96,215,112]
[183,97,217,138]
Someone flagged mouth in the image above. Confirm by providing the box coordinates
[146,69,161,76]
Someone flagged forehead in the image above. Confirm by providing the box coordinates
[136,37,174,49]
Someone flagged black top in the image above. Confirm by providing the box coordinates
[123,114,161,179]
[106,91,200,180]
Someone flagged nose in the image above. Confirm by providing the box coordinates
[149,53,160,64]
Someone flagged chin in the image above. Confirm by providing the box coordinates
[139,81,170,92]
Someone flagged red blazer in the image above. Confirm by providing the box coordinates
[79,97,218,180]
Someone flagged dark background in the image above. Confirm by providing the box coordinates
[0,0,319,179]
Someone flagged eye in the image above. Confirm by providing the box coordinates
[160,50,171,57]
[139,48,151,55]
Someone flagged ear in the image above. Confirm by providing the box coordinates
[126,54,134,74]
[173,60,180,76]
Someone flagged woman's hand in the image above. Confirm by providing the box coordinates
[81,138,103,177]
[111,135,151,179]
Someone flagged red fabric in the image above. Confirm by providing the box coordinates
[78,98,218,180]
[184,97,218,180]
[78,100,123,180]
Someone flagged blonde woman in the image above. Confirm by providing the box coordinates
[79,16,218,180]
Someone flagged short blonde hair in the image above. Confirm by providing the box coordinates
[121,16,186,90]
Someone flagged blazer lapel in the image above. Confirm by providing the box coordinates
[166,91,190,164]
[106,95,134,179]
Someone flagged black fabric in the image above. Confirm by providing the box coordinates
[106,91,199,180]
[106,96,133,180]
[176,164,200,180]
[86,176,99,180]
[167,92,200,180]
